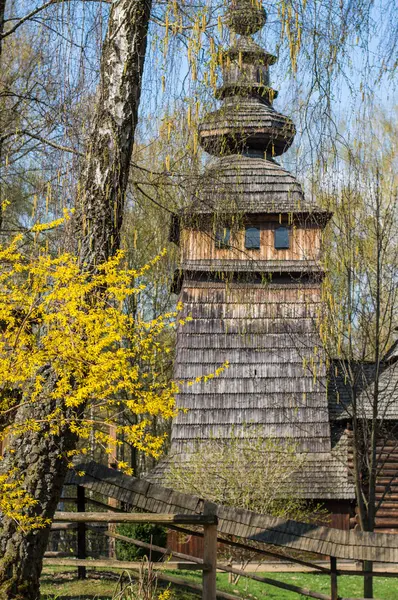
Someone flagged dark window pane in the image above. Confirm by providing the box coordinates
[215,227,231,249]
[275,226,289,249]
[245,227,260,249]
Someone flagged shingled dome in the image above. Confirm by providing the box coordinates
[199,98,295,156]
[187,155,328,216]
[191,1,329,219]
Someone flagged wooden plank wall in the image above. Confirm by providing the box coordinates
[181,223,321,263]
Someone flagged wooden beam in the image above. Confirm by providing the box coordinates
[215,563,332,600]
[44,552,75,558]
[336,570,398,578]
[43,558,205,571]
[166,524,330,574]
[99,529,398,579]
[141,571,239,600]
[50,523,77,531]
[77,485,86,580]
[330,557,338,600]
[54,511,217,525]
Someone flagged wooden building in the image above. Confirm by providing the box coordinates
[328,342,398,533]
[151,0,398,533]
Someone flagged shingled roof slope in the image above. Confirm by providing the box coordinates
[187,155,326,216]
[198,99,293,155]
[328,359,398,421]
[359,361,398,420]
[328,362,375,421]
[148,428,355,501]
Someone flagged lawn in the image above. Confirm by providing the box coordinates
[40,567,397,599]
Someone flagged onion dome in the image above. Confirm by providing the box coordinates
[198,2,295,158]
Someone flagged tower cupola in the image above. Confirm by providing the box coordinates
[199,0,295,158]
[184,0,331,223]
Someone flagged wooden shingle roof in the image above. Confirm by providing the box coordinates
[199,98,294,156]
[187,155,328,216]
[328,357,398,421]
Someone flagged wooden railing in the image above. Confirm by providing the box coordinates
[46,478,398,600]
[48,496,219,600]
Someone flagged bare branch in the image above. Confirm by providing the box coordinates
[1,129,82,156]
[1,0,111,41]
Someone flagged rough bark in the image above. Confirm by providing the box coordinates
[0,0,7,231]
[0,371,79,599]
[75,0,152,266]
[0,1,152,597]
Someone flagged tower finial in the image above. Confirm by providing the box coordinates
[198,0,296,158]
[227,0,267,36]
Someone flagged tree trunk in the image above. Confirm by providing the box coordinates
[75,0,152,266]
[0,0,7,232]
[0,375,79,599]
[363,171,383,600]
[0,0,152,597]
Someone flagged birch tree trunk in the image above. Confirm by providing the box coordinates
[0,1,152,597]
[0,0,7,232]
[75,0,152,266]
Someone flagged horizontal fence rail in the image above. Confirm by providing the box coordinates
[54,511,218,525]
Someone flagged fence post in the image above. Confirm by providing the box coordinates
[202,501,218,600]
[330,556,338,600]
[77,485,86,580]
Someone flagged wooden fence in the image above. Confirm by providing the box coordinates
[44,485,398,600]
[49,495,218,600]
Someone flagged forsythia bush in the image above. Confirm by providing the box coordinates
[0,234,182,458]
[0,225,228,527]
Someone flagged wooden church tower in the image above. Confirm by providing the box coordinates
[166,0,355,511]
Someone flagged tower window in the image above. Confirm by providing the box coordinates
[245,227,260,249]
[275,226,290,249]
[215,227,231,249]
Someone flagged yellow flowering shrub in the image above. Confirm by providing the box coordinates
[0,469,51,531]
[0,232,228,527]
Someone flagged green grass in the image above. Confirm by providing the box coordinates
[174,570,398,600]
[40,566,397,599]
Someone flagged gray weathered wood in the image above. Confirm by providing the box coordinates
[202,502,218,600]
[216,562,332,600]
[67,461,398,563]
[166,523,331,573]
[145,571,239,600]
[43,558,204,571]
[54,511,217,525]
